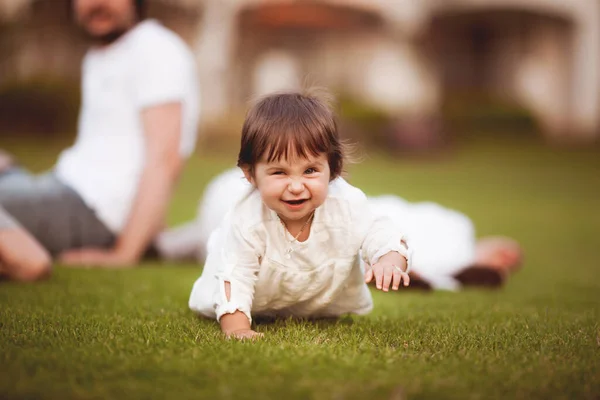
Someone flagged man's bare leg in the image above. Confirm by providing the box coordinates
[0,227,52,282]
[0,150,16,173]
[473,236,523,273]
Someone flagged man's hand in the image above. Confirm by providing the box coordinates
[225,329,264,341]
[364,251,410,291]
[59,248,136,268]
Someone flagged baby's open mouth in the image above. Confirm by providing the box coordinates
[283,199,308,205]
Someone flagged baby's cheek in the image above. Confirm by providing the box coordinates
[261,185,283,201]
[307,180,326,199]
[314,187,329,206]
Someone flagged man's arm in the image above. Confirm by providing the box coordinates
[60,102,184,267]
[114,102,184,261]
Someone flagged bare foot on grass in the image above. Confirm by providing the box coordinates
[474,236,523,274]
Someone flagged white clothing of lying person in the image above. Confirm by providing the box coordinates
[160,168,523,292]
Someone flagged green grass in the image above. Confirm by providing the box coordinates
[1,136,599,399]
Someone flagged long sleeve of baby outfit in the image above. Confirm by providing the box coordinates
[209,214,263,323]
[345,185,413,269]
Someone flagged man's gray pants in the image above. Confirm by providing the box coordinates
[0,167,114,255]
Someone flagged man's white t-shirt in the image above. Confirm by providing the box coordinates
[55,19,199,233]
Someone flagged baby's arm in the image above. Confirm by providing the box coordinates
[220,283,262,340]
[211,218,263,340]
[352,191,412,291]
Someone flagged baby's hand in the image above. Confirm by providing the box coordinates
[226,329,264,341]
[365,252,410,291]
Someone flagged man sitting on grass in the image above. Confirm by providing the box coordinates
[0,0,199,280]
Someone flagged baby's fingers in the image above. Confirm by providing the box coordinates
[227,330,264,341]
[401,272,410,287]
[392,267,410,290]
[392,267,402,290]
[237,332,263,341]
[364,265,374,283]
[382,266,393,292]
[374,264,384,290]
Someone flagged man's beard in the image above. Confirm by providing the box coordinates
[77,7,135,46]
[85,27,129,45]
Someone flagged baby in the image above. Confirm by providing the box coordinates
[189,91,412,339]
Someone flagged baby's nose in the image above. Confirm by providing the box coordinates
[288,179,304,193]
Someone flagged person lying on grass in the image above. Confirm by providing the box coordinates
[161,167,523,290]
[188,91,413,340]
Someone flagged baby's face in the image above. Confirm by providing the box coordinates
[246,152,330,227]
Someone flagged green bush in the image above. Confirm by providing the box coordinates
[442,92,539,136]
[336,95,393,148]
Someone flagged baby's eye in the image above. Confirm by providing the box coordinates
[271,171,285,176]
[305,168,317,174]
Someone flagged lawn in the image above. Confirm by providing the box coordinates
[1,136,599,399]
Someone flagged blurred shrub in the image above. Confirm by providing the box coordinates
[0,78,80,137]
[194,95,397,155]
[337,94,447,154]
[195,112,246,156]
[196,92,539,157]
[442,92,539,136]
[337,94,392,148]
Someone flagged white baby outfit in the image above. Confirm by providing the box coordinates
[188,178,411,322]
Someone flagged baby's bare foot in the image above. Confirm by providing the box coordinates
[474,236,523,273]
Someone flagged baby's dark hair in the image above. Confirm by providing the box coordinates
[237,89,346,180]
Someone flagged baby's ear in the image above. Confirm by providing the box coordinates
[241,166,255,186]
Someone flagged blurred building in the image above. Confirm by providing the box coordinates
[1,0,599,140]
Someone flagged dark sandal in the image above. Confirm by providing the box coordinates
[453,265,506,288]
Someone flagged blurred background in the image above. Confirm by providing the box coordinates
[0,0,599,234]
[1,0,599,151]
[1,4,599,398]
